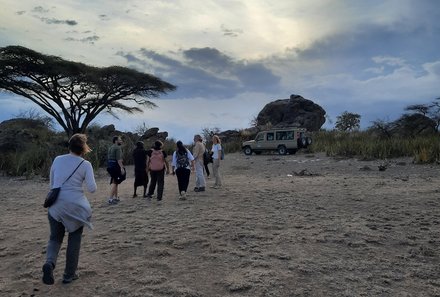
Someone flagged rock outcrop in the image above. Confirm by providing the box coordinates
[0,118,55,151]
[140,128,168,142]
[256,94,326,131]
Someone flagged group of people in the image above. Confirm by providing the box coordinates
[42,133,223,285]
[106,134,223,204]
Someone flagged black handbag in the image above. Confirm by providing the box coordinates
[43,160,85,208]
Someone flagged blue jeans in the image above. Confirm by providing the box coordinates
[46,213,83,278]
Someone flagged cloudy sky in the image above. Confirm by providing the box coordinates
[1,0,439,143]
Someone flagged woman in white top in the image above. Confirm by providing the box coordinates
[171,140,195,200]
[211,135,223,188]
[42,134,97,285]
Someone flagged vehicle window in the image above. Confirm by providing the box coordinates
[276,131,287,140]
[256,133,264,141]
[267,132,274,141]
[286,131,294,140]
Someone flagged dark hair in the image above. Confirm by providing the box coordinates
[153,140,163,150]
[194,134,202,142]
[69,134,91,155]
[112,136,120,143]
[176,140,187,154]
[135,141,144,149]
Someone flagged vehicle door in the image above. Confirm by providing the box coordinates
[265,132,276,149]
[254,132,265,149]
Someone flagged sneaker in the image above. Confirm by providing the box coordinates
[179,191,187,200]
[197,187,205,192]
[62,273,79,284]
[211,185,221,189]
[193,187,199,192]
[114,197,120,202]
[42,262,54,285]
[108,198,118,205]
[145,194,153,199]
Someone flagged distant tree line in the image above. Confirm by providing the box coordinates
[334,97,440,137]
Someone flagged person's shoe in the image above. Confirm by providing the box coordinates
[42,262,54,285]
[62,273,79,284]
[114,197,120,202]
[197,187,205,192]
[193,187,199,192]
[179,191,187,200]
[132,194,137,198]
[145,194,153,199]
[108,198,118,205]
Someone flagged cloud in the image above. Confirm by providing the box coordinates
[99,14,111,21]
[220,24,243,37]
[117,47,281,99]
[40,18,78,26]
[32,6,50,13]
[65,35,99,44]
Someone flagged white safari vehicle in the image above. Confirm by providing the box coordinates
[242,127,312,155]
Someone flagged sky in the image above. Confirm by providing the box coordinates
[1,0,439,143]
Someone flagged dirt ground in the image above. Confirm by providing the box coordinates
[0,152,439,297]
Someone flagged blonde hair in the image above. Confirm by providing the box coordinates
[212,135,221,144]
[69,133,91,155]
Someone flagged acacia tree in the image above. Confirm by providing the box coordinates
[0,46,176,136]
[405,98,440,130]
[335,111,361,131]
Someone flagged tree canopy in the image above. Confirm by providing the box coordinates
[0,45,176,136]
[335,111,361,131]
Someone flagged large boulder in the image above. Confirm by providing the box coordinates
[256,94,326,131]
[391,113,437,137]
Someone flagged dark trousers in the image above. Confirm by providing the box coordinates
[204,163,210,177]
[176,168,191,193]
[46,213,83,278]
[148,169,165,199]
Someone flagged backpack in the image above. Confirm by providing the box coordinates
[176,150,190,168]
[149,149,164,171]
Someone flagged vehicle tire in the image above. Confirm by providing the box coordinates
[255,151,262,155]
[298,137,307,148]
[277,145,287,155]
[243,146,253,155]
[288,149,297,155]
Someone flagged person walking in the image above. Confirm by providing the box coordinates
[203,148,212,179]
[132,141,149,198]
[211,135,223,189]
[42,133,97,285]
[192,134,206,192]
[171,141,195,200]
[106,136,125,205]
[146,140,170,201]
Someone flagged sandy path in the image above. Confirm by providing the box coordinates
[0,152,439,296]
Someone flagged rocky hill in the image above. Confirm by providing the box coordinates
[256,94,326,131]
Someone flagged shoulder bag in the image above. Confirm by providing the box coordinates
[43,160,85,208]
